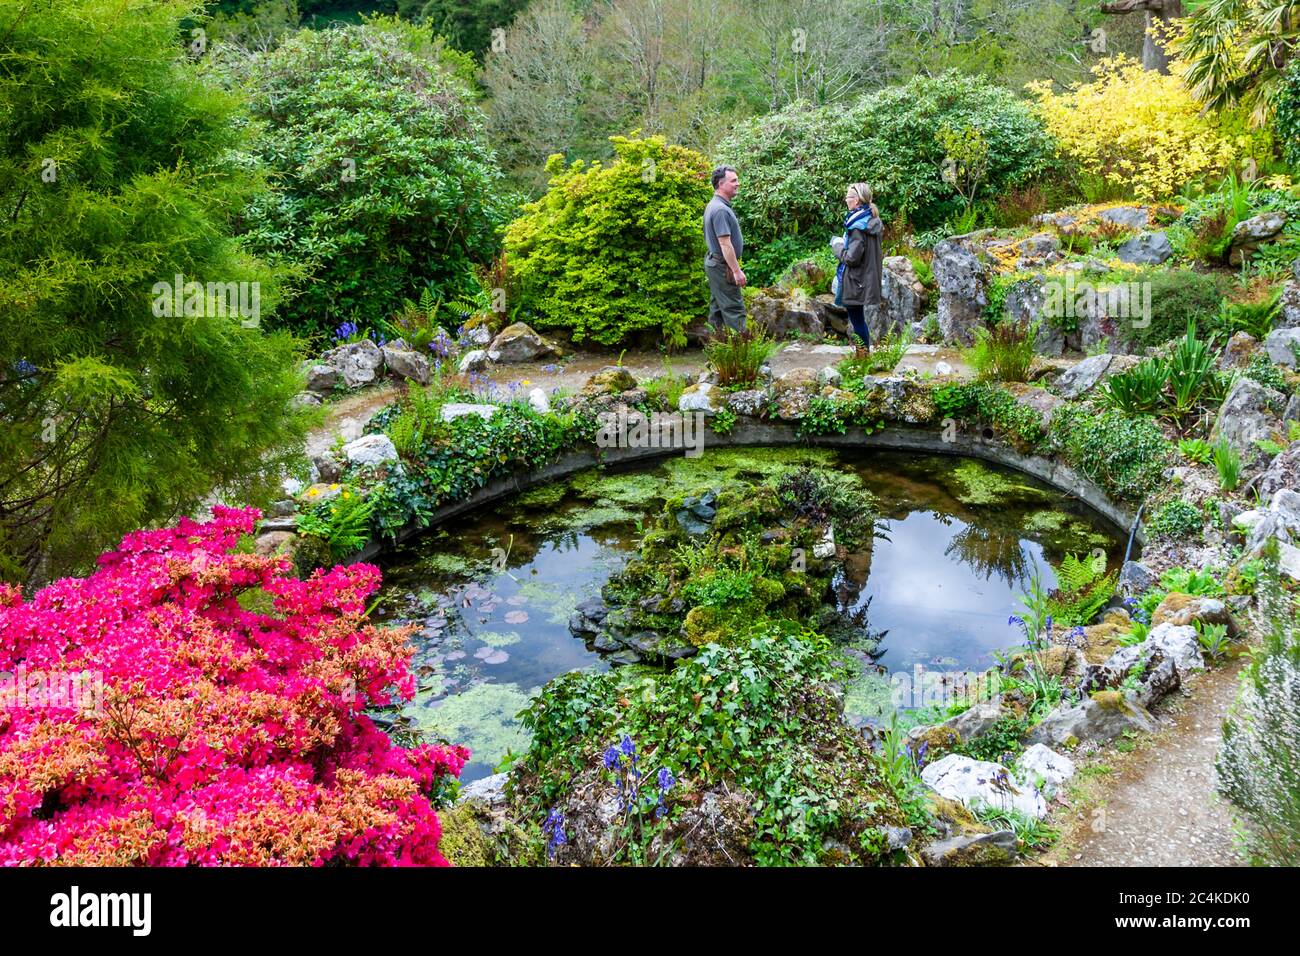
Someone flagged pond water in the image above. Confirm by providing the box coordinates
[373,448,1128,783]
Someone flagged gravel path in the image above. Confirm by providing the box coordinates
[1063,660,1249,867]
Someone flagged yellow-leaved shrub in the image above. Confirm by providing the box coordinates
[1027,56,1267,202]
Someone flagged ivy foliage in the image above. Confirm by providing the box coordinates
[514,627,906,866]
[506,134,713,347]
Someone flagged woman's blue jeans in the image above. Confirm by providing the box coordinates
[846,304,870,349]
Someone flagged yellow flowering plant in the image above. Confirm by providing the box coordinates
[1027,56,1269,203]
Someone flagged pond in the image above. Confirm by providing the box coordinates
[373,448,1129,783]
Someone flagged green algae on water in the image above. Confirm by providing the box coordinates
[945,459,1051,507]
[408,682,534,768]
[474,630,522,648]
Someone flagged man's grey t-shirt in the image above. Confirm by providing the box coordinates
[703,194,743,262]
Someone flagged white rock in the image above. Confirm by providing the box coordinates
[810,344,853,355]
[678,382,721,416]
[323,339,385,389]
[1264,327,1300,366]
[1146,622,1205,677]
[1281,540,1300,583]
[1015,744,1075,798]
[463,325,492,347]
[921,753,1047,819]
[812,525,836,559]
[934,361,955,376]
[342,433,399,467]
[528,387,551,415]
[817,365,843,387]
[1233,509,1266,532]
[440,403,499,423]
[458,349,492,374]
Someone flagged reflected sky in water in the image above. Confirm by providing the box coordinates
[377,450,1126,781]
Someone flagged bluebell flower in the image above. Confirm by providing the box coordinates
[657,768,675,792]
[620,734,635,758]
[542,808,567,859]
[333,321,358,342]
[14,359,36,377]
[602,746,621,770]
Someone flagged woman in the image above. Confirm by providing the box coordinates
[831,183,883,357]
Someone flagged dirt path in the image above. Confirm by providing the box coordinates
[1044,658,1249,867]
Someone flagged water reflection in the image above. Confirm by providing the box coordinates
[376,450,1126,781]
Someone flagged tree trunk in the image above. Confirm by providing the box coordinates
[1100,0,1183,73]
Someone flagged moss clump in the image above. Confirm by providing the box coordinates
[910,724,962,756]
[945,459,1051,507]
[1087,689,1136,713]
[438,801,547,868]
[515,483,568,510]
[1023,510,1111,551]
[926,795,989,835]
[437,802,495,867]
[1081,621,1126,663]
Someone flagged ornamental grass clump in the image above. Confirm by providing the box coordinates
[0,508,468,866]
[967,320,1038,383]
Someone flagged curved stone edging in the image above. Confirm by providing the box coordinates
[351,419,1142,563]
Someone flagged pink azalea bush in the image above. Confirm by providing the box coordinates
[0,507,468,865]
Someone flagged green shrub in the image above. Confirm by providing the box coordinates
[1212,291,1281,343]
[742,235,824,289]
[1046,404,1172,502]
[1151,499,1203,541]
[1126,268,1225,348]
[1244,351,1289,393]
[515,628,907,866]
[0,0,310,583]
[931,382,1046,450]
[716,72,1055,252]
[1276,58,1300,171]
[505,135,712,347]
[222,19,505,340]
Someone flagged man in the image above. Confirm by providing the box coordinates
[703,165,746,333]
